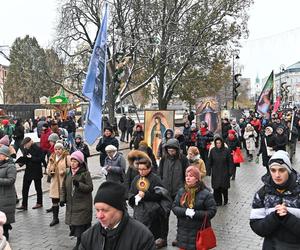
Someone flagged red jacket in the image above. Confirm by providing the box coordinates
[250,119,261,132]
[40,128,52,152]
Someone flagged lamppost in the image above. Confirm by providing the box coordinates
[232,54,240,109]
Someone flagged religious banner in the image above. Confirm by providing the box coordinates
[144,110,175,158]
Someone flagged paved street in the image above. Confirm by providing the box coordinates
[9,143,300,250]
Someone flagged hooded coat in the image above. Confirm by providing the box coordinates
[250,172,300,249]
[0,159,16,224]
[157,129,174,159]
[159,138,189,197]
[207,137,233,189]
[96,135,119,166]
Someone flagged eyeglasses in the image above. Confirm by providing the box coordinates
[138,168,149,171]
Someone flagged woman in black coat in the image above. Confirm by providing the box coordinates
[0,146,16,240]
[128,156,166,241]
[225,129,241,180]
[207,136,233,206]
[172,165,217,250]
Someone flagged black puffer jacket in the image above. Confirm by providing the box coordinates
[250,172,300,249]
[96,135,119,166]
[172,183,217,250]
[79,212,155,250]
[23,143,44,180]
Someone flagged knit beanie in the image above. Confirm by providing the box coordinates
[186,165,201,181]
[105,145,117,152]
[0,211,7,240]
[48,133,60,143]
[0,145,10,157]
[54,140,64,149]
[228,129,236,135]
[94,181,127,211]
[268,150,292,173]
[70,150,84,164]
[0,135,9,146]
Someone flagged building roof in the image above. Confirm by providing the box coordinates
[287,61,300,71]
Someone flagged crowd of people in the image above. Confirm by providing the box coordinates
[0,109,299,249]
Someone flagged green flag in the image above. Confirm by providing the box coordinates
[256,71,273,118]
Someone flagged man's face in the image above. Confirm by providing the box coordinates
[167,148,177,156]
[270,165,289,185]
[95,202,122,229]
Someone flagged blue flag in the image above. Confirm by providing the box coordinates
[82,3,108,145]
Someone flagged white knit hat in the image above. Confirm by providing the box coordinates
[268,150,292,173]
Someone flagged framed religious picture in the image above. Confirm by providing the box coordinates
[144,110,175,158]
[196,97,221,134]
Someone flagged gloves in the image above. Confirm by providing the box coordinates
[101,167,108,176]
[73,179,79,187]
[135,194,142,206]
[185,208,195,218]
[59,201,65,207]
[26,154,32,158]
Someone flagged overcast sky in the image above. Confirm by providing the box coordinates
[1,0,300,86]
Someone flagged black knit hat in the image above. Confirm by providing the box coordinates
[94,181,127,211]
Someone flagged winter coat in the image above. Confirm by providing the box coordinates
[118,116,127,131]
[104,152,126,183]
[79,212,155,250]
[172,184,217,250]
[126,118,135,132]
[70,142,90,163]
[244,129,257,151]
[40,128,52,152]
[250,119,262,133]
[258,134,276,167]
[176,134,187,156]
[47,151,69,199]
[250,172,300,249]
[225,136,241,167]
[222,122,231,139]
[0,238,11,250]
[124,166,139,194]
[196,129,214,151]
[37,119,47,138]
[60,165,93,226]
[96,135,119,166]
[22,143,44,180]
[157,129,174,159]
[274,133,288,151]
[159,139,189,197]
[183,125,191,145]
[207,141,233,189]
[128,172,166,228]
[12,121,24,141]
[0,159,16,224]
[130,131,144,150]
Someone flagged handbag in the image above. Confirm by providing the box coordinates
[196,213,217,250]
[232,147,244,164]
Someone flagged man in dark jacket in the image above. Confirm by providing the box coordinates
[96,127,119,167]
[79,181,155,250]
[12,118,24,153]
[126,116,135,143]
[274,125,288,151]
[250,150,300,249]
[118,114,127,142]
[16,137,44,210]
[157,138,189,248]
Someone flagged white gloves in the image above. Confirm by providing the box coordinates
[101,167,108,176]
[135,194,142,206]
[185,208,195,218]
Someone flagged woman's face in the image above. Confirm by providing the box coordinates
[138,164,151,177]
[55,147,63,156]
[188,151,196,159]
[185,171,198,186]
[70,159,79,169]
[216,140,222,148]
[0,154,7,161]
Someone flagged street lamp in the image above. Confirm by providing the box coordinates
[232,54,240,109]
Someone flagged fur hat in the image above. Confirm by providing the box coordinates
[0,145,10,157]
[0,211,7,240]
[187,146,199,156]
[94,181,127,211]
[127,150,152,166]
[0,135,9,146]
[269,150,292,173]
[186,165,201,181]
[70,151,84,164]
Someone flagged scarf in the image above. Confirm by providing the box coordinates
[180,182,201,208]
[71,167,80,176]
[200,127,207,136]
